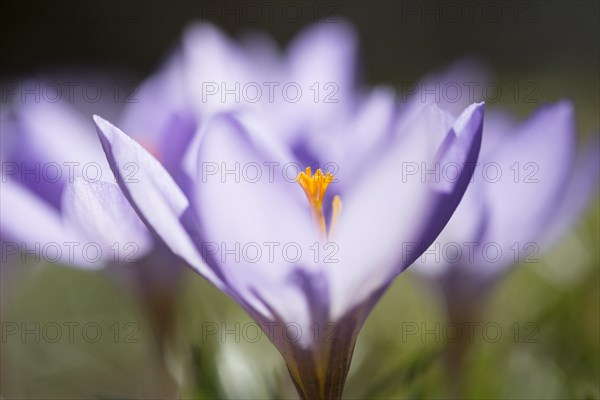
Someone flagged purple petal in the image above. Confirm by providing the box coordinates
[119,52,192,150]
[61,178,154,261]
[182,23,272,116]
[93,115,224,288]
[482,101,576,252]
[10,101,114,207]
[542,135,600,247]
[0,179,99,268]
[191,114,317,328]
[328,102,484,319]
[282,21,358,139]
[1,179,69,245]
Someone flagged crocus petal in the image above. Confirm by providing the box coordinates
[281,21,358,143]
[61,178,154,262]
[285,20,357,110]
[1,179,71,247]
[9,101,114,208]
[14,100,114,179]
[411,180,488,278]
[395,100,455,150]
[119,52,197,168]
[423,102,486,231]
[328,102,484,319]
[299,86,397,182]
[192,114,318,331]
[341,87,397,160]
[542,135,600,247]
[326,113,438,319]
[482,101,576,260]
[0,179,99,267]
[408,104,488,277]
[93,115,224,288]
[182,23,268,116]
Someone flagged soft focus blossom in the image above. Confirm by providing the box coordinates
[91,22,485,398]
[414,101,599,324]
[119,21,359,165]
[0,76,190,363]
[411,63,600,323]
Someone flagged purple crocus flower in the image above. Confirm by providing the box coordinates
[409,61,599,320]
[408,62,599,395]
[413,99,599,319]
[0,78,192,362]
[92,36,485,397]
[1,91,150,267]
[119,21,359,160]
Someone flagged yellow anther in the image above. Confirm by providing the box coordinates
[296,167,341,240]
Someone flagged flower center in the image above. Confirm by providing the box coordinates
[296,167,342,240]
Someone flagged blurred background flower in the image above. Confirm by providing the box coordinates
[1,1,598,399]
[0,73,191,397]
[410,63,599,395]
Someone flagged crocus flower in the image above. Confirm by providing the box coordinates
[413,99,599,317]
[409,62,599,321]
[119,21,359,161]
[93,61,484,400]
[408,62,599,395]
[0,77,193,365]
[0,87,150,268]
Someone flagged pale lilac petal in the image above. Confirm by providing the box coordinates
[0,179,100,268]
[119,52,192,149]
[14,100,114,181]
[542,136,600,247]
[406,102,485,267]
[395,100,455,148]
[300,86,397,182]
[182,23,272,116]
[340,87,397,161]
[283,21,358,137]
[479,109,518,159]
[410,183,488,278]
[483,100,576,262]
[6,101,113,208]
[327,117,435,318]
[328,102,484,318]
[192,114,318,331]
[435,102,486,192]
[285,21,357,103]
[61,178,154,262]
[1,179,71,246]
[93,115,224,288]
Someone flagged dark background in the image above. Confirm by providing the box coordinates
[2,0,598,130]
[1,0,598,82]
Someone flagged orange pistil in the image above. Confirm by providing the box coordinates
[296,167,342,240]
